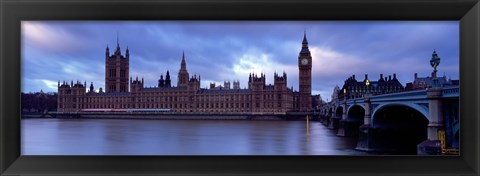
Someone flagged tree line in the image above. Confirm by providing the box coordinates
[21,91,57,113]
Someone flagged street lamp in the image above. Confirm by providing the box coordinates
[365,79,371,97]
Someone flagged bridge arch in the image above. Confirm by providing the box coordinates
[335,106,344,118]
[371,102,429,123]
[371,103,429,154]
[347,105,364,121]
[347,104,365,113]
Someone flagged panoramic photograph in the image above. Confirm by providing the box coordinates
[21,21,459,155]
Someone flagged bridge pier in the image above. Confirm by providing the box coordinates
[328,116,340,130]
[355,96,375,151]
[322,115,330,126]
[327,115,334,128]
[356,124,380,152]
[320,115,328,124]
[337,119,363,137]
[337,100,362,137]
[417,87,444,155]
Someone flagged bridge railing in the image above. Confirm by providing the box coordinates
[370,89,427,100]
[323,86,458,109]
[343,89,427,104]
[442,86,460,98]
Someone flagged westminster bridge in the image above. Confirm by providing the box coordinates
[319,85,459,155]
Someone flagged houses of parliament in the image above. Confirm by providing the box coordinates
[57,33,316,113]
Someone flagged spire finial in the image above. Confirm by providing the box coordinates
[302,29,308,45]
[117,32,119,46]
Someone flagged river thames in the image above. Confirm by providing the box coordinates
[22,118,367,155]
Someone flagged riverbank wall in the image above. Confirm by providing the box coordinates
[40,112,319,121]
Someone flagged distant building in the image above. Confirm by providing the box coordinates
[405,50,459,90]
[338,73,404,100]
[57,33,316,113]
[311,94,322,111]
[405,73,459,91]
[331,85,340,102]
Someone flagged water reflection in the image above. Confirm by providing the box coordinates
[22,119,366,155]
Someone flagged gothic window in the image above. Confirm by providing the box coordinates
[120,69,125,78]
[110,69,116,77]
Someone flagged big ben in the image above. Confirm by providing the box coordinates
[298,31,312,112]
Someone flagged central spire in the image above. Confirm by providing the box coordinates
[181,50,186,69]
[178,50,189,87]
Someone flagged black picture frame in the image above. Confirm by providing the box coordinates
[1,0,479,175]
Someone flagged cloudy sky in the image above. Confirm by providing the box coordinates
[21,21,459,100]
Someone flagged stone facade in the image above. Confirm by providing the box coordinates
[58,33,315,113]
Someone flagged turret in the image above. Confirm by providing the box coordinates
[130,76,143,93]
[165,70,171,87]
[187,74,201,91]
[224,80,231,89]
[249,72,266,90]
[233,80,240,89]
[105,45,110,56]
[274,71,287,91]
[89,82,94,93]
[158,74,165,87]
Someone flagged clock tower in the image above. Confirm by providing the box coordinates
[298,31,312,112]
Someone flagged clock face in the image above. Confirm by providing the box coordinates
[301,58,308,65]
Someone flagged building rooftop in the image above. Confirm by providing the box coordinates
[199,88,251,94]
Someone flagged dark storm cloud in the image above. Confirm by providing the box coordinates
[22,21,459,100]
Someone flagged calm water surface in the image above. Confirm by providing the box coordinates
[22,118,366,155]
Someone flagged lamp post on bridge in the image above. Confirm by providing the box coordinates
[417,53,445,154]
[343,88,347,121]
[363,79,372,126]
[355,78,374,151]
[337,88,349,136]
